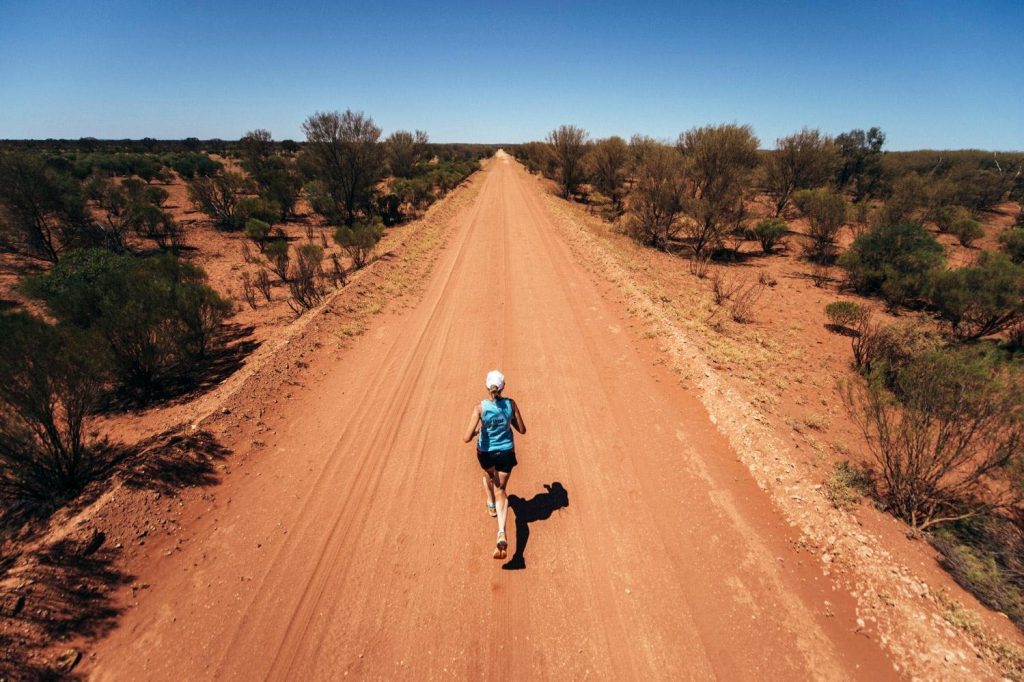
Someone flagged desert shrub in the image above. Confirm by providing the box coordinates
[547,125,590,199]
[710,272,765,322]
[587,136,630,212]
[128,202,180,249]
[302,110,384,226]
[334,222,383,269]
[929,252,1024,340]
[231,196,280,230]
[678,124,760,259]
[931,516,1024,629]
[751,218,788,253]
[835,127,886,201]
[951,218,984,247]
[385,130,429,178]
[793,188,847,263]
[0,152,103,262]
[839,222,946,307]
[244,218,271,251]
[240,272,257,309]
[187,172,249,228]
[392,177,434,210]
[377,193,402,227]
[288,244,325,313]
[168,152,222,179]
[625,144,685,248]
[843,347,1024,531]
[998,228,1024,264]
[23,249,230,388]
[260,170,301,220]
[851,319,941,379]
[929,205,973,233]
[877,172,928,226]
[823,460,874,510]
[763,128,838,216]
[264,239,290,281]
[825,300,868,333]
[0,313,111,506]
[255,268,272,301]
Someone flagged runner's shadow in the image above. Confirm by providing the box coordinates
[502,482,569,571]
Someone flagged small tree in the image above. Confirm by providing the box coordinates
[843,349,1024,531]
[998,227,1024,263]
[587,136,630,212]
[763,128,838,216]
[0,313,111,506]
[334,222,383,269]
[264,239,291,281]
[678,124,760,259]
[187,172,249,228]
[547,125,589,199]
[244,218,272,252]
[951,218,984,247]
[929,252,1024,340]
[288,244,325,313]
[751,218,788,253]
[793,188,847,263]
[835,127,886,201]
[385,129,429,178]
[625,144,685,249]
[302,110,384,225]
[0,152,97,262]
[839,222,946,308]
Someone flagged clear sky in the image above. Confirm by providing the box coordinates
[1,1,1021,150]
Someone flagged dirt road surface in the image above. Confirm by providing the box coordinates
[89,153,897,680]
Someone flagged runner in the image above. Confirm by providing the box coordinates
[462,370,527,559]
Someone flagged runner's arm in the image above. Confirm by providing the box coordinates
[510,400,526,435]
[462,405,481,443]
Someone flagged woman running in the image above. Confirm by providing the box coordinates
[463,370,526,559]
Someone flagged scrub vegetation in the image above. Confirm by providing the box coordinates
[514,124,1024,635]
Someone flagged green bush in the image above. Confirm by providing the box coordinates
[23,249,230,388]
[377,193,402,227]
[244,218,271,251]
[928,205,973,233]
[793,188,847,263]
[951,218,984,247]
[851,319,940,380]
[839,222,946,307]
[825,300,868,331]
[334,222,383,269]
[751,218,788,253]
[264,239,290,281]
[929,252,1024,340]
[0,313,111,506]
[998,227,1024,264]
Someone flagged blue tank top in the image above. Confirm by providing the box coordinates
[478,398,514,452]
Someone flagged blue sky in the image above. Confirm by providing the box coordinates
[1,1,1021,149]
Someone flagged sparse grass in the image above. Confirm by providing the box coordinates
[823,460,873,511]
[931,516,1024,632]
[936,590,1024,680]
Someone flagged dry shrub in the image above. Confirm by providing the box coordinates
[710,271,765,322]
[842,349,1024,531]
[255,268,272,302]
[240,272,257,310]
[850,319,939,376]
[823,460,874,510]
[287,244,325,314]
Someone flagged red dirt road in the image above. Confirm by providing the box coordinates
[90,154,897,680]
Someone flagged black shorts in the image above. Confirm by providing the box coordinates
[477,449,517,473]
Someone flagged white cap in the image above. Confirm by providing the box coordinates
[485,370,505,391]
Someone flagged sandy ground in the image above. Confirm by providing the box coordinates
[61,152,907,680]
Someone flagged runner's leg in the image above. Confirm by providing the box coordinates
[495,471,511,538]
[482,470,496,512]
